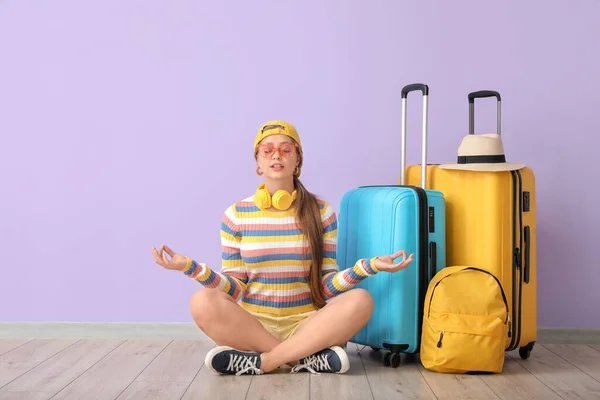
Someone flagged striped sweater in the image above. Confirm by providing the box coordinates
[181,196,380,316]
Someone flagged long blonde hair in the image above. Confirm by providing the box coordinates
[255,142,326,309]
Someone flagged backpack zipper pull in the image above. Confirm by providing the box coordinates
[437,331,444,348]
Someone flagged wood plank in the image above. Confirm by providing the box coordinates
[0,339,123,393]
[49,339,170,400]
[479,355,563,400]
[115,382,191,400]
[182,367,252,400]
[129,339,213,382]
[417,362,500,399]
[357,345,436,400]
[245,367,309,400]
[0,339,78,388]
[511,344,600,400]
[0,392,53,400]
[0,339,78,364]
[0,341,31,357]
[180,346,253,400]
[116,340,215,400]
[310,344,373,400]
[3,337,600,399]
[543,344,600,382]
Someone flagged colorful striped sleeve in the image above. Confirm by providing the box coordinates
[180,205,248,301]
[319,201,379,299]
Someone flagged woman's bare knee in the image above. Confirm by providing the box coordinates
[338,288,374,320]
[189,289,231,328]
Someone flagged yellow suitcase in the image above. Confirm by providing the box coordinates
[404,90,537,359]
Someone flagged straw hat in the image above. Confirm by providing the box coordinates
[438,133,525,172]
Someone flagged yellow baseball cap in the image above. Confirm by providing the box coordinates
[254,120,302,152]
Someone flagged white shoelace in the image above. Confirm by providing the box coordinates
[226,353,264,376]
[290,353,332,375]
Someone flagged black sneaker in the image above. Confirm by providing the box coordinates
[205,346,265,375]
[290,346,350,374]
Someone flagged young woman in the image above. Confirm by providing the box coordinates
[152,120,414,376]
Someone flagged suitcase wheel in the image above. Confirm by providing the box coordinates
[383,351,401,368]
[370,347,380,352]
[518,342,535,360]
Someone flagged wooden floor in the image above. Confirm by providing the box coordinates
[1,339,600,399]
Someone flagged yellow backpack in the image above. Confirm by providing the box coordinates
[420,265,510,374]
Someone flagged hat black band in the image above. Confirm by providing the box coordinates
[457,154,506,164]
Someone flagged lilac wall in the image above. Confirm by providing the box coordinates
[1,1,598,328]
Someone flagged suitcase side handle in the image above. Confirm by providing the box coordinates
[468,90,501,136]
[400,83,429,188]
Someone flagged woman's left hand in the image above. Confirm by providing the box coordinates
[373,250,414,273]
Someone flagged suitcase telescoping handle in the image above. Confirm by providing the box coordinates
[400,83,429,189]
[468,90,501,136]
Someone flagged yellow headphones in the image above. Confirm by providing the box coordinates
[253,184,297,211]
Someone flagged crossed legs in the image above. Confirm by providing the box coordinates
[189,288,374,373]
[189,289,281,353]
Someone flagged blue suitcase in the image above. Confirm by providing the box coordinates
[337,83,446,368]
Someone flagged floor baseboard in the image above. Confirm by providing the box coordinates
[537,327,600,344]
[1,322,599,344]
[0,322,209,340]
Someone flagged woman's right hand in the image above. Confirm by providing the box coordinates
[152,245,188,271]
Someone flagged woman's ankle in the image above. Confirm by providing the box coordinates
[259,352,279,373]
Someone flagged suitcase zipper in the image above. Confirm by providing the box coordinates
[509,170,519,351]
[508,170,524,351]
[516,170,524,349]
[406,185,429,354]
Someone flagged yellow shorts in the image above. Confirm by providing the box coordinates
[246,309,317,342]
